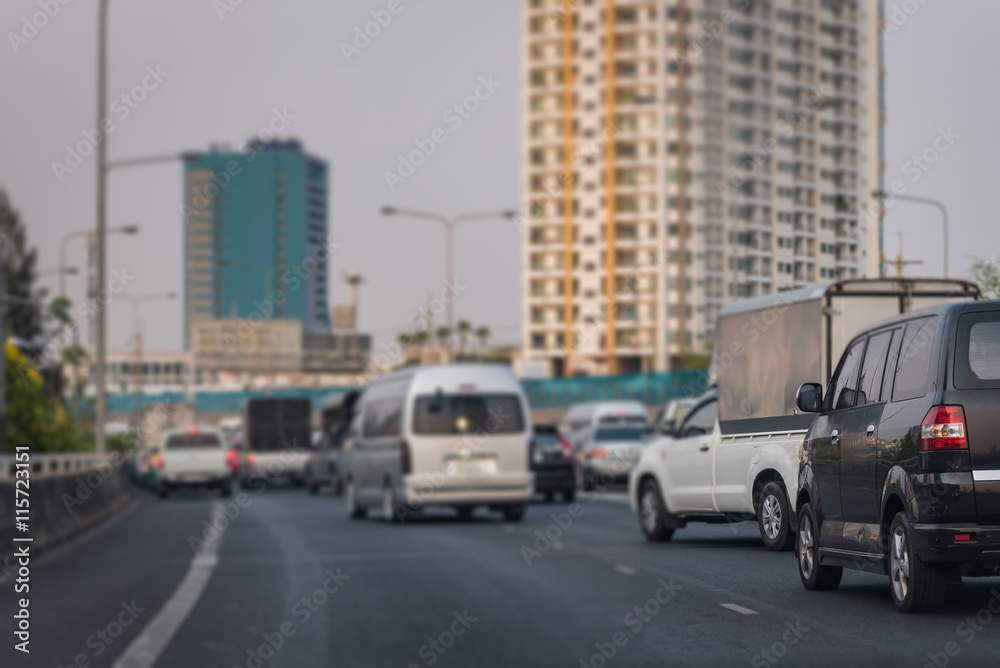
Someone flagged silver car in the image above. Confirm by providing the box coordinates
[576,425,647,490]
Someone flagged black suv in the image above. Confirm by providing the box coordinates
[794,302,1000,612]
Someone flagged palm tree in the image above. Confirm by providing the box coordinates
[474,326,490,355]
[396,331,412,350]
[435,326,451,350]
[456,320,472,353]
[411,330,428,348]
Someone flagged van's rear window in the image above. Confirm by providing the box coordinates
[165,433,222,448]
[412,394,525,435]
[969,322,1000,380]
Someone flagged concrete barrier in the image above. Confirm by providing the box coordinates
[0,455,135,562]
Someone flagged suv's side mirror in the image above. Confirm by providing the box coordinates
[796,383,824,413]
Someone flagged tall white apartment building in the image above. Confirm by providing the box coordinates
[521,0,884,376]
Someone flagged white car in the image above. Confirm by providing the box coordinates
[340,364,534,522]
[152,426,233,498]
[628,391,801,551]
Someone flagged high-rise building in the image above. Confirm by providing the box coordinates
[521,0,883,376]
[182,139,330,346]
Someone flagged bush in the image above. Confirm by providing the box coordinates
[5,341,88,452]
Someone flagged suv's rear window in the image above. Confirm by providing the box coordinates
[968,322,1000,380]
[412,394,525,435]
[165,433,222,448]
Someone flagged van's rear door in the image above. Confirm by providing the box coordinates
[951,311,1000,524]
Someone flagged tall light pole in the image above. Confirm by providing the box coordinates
[380,207,517,346]
[871,190,949,278]
[95,0,110,453]
[121,292,176,429]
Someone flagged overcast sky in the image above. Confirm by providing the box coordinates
[2,0,998,354]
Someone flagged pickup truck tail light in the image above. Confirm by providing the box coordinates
[920,406,968,451]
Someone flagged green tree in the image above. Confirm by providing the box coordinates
[474,325,491,352]
[6,341,85,452]
[435,326,451,349]
[971,256,1000,299]
[0,190,44,340]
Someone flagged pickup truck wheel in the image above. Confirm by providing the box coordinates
[346,480,366,519]
[889,512,946,613]
[502,504,527,522]
[758,482,794,551]
[797,502,842,591]
[639,479,675,542]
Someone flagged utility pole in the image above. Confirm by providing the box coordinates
[882,232,923,278]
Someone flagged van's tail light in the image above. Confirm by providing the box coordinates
[401,441,412,474]
[587,447,608,460]
[557,434,573,461]
[920,406,968,451]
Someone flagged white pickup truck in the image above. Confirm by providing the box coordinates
[629,279,981,551]
[152,426,232,498]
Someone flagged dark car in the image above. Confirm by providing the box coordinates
[531,424,575,502]
[795,301,1000,612]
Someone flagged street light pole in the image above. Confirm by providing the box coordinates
[95,0,110,454]
[871,190,949,278]
[380,207,516,350]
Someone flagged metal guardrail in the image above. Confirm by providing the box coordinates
[0,453,115,480]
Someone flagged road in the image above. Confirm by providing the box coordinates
[4,486,1000,668]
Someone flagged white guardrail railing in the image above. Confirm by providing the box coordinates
[0,454,116,480]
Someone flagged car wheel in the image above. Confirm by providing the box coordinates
[638,479,675,542]
[797,502,842,591]
[889,512,946,613]
[220,480,232,497]
[455,505,474,521]
[382,485,405,524]
[562,489,576,503]
[346,479,366,519]
[305,473,318,495]
[502,504,527,522]
[758,481,795,551]
[157,483,169,499]
[544,492,555,503]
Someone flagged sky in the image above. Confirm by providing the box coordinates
[1,0,998,354]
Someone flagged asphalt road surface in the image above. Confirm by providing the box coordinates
[4,486,1000,668]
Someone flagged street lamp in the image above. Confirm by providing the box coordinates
[380,206,517,346]
[871,190,949,278]
[120,292,177,429]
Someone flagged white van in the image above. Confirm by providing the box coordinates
[340,364,534,522]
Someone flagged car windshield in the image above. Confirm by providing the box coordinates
[593,426,645,442]
[412,394,525,435]
[165,432,222,448]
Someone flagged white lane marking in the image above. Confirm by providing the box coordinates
[594,492,630,505]
[112,503,225,668]
[720,603,758,616]
[614,564,637,576]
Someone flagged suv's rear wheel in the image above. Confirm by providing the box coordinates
[797,502,842,590]
[758,481,794,551]
[638,479,675,542]
[889,512,946,613]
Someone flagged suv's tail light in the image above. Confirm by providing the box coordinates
[557,434,573,461]
[401,441,412,474]
[920,406,968,451]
